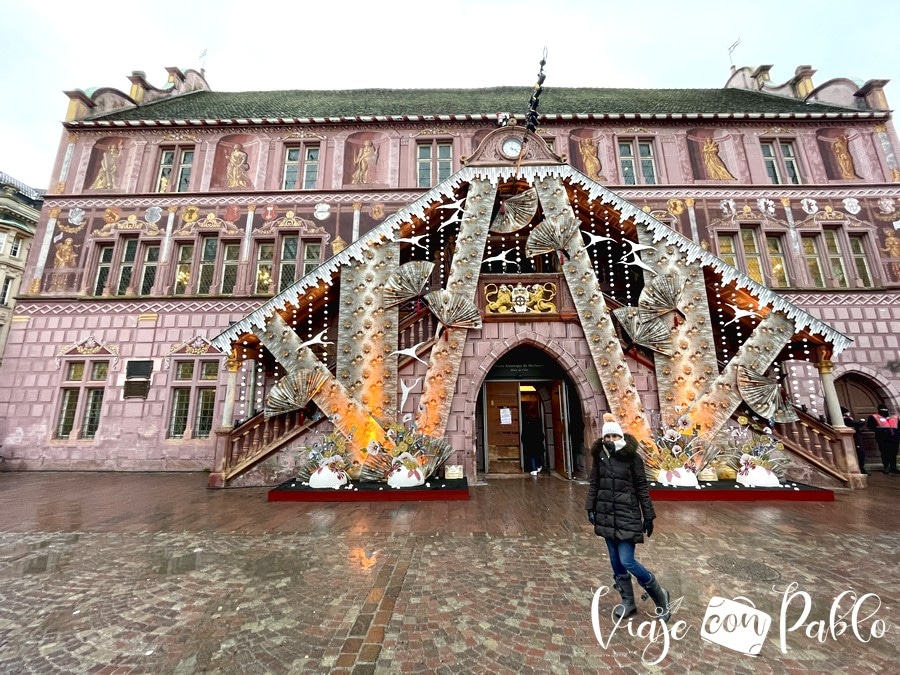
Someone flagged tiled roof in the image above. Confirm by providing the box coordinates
[89,86,861,122]
[0,171,45,201]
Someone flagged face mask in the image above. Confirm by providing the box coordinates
[613,439,626,451]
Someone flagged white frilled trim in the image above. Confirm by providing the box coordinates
[211,165,851,357]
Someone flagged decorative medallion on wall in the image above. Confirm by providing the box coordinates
[58,208,86,234]
[55,335,120,368]
[256,210,325,235]
[174,212,240,236]
[163,335,222,367]
[93,213,162,237]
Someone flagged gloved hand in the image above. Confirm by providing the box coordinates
[587,510,596,525]
[643,518,654,537]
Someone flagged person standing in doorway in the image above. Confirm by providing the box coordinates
[866,404,900,474]
[522,405,545,476]
[585,413,671,622]
[842,406,867,475]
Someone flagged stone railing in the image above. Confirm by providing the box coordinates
[775,408,862,486]
[207,408,323,487]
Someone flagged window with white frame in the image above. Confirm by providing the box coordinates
[93,238,161,297]
[254,236,324,294]
[760,139,802,185]
[115,238,139,295]
[801,230,857,289]
[93,245,114,295]
[617,138,657,185]
[255,242,275,294]
[139,245,160,295]
[282,145,320,190]
[802,236,826,288]
[9,236,21,258]
[0,232,7,255]
[173,243,195,295]
[716,227,790,287]
[156,146,195,192]
[168,359,219,439]
[302,241,322,276]
[197,236,219,294]
[220,243,241,294]
[848,235,873,287]
[416,141,453,188]
[0,277,14,305]
[765,235,790,288]
[822,229,849,287]
[56,360,108,439]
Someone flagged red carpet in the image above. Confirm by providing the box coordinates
[268,477,470,502]
[649,480,834,502]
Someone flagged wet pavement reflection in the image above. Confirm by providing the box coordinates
[1,471,898,673]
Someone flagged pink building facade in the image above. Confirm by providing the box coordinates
[0,64,898,484]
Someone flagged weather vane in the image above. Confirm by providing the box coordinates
[526,47,548,132]
[727,37,741,67]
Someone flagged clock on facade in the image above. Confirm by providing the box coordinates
[500,137,523,159]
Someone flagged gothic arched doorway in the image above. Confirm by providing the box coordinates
[835,371,890,465]
[474,346,585,479]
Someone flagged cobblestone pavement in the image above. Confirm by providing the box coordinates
[1,471,898,673]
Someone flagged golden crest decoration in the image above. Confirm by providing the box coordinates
[103,207,121,224]
[667,199,684,216]
[182,205,200,223]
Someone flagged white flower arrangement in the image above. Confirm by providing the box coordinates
[724,416,790,486]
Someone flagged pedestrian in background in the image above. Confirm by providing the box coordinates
[866,404,900,474]
[585,413,671,622]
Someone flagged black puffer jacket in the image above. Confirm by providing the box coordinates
[584,434,656,543]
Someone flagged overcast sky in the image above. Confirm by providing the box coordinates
[1,0,898,189]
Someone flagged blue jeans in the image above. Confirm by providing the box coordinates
[605,539,652,586]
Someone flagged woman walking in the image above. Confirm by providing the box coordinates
[585,413,671,621]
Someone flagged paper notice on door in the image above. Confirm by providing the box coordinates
[499,407,512,425]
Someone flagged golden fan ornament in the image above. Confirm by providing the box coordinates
[613,306,674,356]
[423,289,482,330]
[737,365,798,422]
[384,260,434,306]
[525,212,580,258]
[639,273,685,317]
[264,368,328,418]
[490,188,538,233]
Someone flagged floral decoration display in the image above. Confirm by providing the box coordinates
[360,421,454,487]
[295,429,362,488]
[294,420,455,489]
[641,409,719,487]
[724,416,791,487]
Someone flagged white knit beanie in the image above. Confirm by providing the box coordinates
[601,412,624,438]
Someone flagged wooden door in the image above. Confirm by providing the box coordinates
[550,380,571,478]
[836,375,883,461]
[484,382,521,474]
